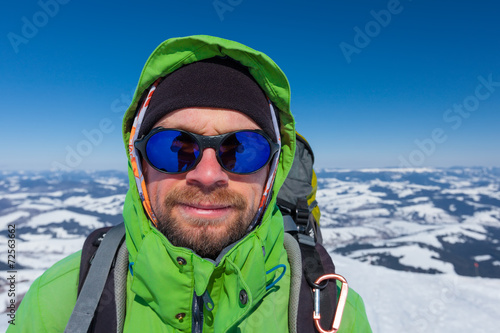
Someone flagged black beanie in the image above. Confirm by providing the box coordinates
[138,57,276,141]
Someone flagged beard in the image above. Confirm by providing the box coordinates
[154,186,257,260]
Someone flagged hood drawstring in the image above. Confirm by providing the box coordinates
[265,264,287,291]
[246,101,282,231]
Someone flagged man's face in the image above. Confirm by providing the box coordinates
[143,107,269,259]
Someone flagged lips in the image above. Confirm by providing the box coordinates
[177,202,233,219]
[161,186,247,222]
[185,202,230,210]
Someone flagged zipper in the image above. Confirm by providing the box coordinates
[192,290,215,332]
[192,293,204,333]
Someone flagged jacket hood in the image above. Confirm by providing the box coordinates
[120,36,295,326]
[122,35,295,252]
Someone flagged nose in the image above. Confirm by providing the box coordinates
[185,148,229,189]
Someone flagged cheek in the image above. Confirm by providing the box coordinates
[144,165,183,207]
[244,169,269,209]
[251,185,265,210]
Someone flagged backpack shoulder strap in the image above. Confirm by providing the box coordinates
[114,236,128,333]
[284,230,338,332]
[65,223,126,333]
[283,233,302,333]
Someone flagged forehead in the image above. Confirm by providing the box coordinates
[153,107,261,135]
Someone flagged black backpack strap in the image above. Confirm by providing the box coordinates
[284,219,339,333]
[277,197,311,235]
[296,237,338,332]
[65,223,126,333]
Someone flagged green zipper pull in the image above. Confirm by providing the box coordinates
[202,290,214,312]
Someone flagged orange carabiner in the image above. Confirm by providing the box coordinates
[312,274,349,333]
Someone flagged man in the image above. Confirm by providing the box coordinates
[10,35,371,332]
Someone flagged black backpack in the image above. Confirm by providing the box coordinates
[65,133,346,333]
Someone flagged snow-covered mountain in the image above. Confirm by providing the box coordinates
[1,167,499,332]
[316,167,500,279]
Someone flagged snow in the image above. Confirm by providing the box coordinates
[0,193,31,200]
[0,211,30,230]
[330,253,500,333]
[398,203,457,224]
[393,245,454,273]
[0,190,64,200]
[441,234,465,244]
[322,226,380,246]
[45,191,65,197]
[474,255,492,262]
[316,180,388,215]
[63,194,125,215]
[442,187,483,202]
[27,209,106,229]
[462,210,500,227]
[16,202,56,211]
[379,220,437,237]
[407,196,429,203]
[349,208,391,218]
[322,167,438,173]
[94,177,125,186]
[386,230,443,248]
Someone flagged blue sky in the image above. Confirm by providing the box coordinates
[2,0,499,171]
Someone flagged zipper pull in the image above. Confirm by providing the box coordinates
[202,290,214,312]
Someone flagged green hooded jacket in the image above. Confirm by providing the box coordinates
[9,35,372,333]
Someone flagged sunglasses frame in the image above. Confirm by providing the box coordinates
[134,127,280,175]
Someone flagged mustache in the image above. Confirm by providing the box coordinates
[162,186,247,210]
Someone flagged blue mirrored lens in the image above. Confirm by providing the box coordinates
[220,132,271,173]
[146,131,199,172]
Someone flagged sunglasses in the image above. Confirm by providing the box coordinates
[134,128,280,175]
